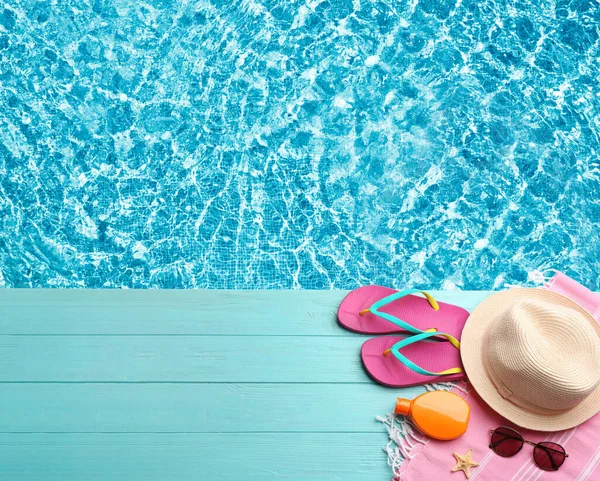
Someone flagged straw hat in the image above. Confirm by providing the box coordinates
[460,288,600,431]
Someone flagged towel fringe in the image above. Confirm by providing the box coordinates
[377,412,426,479]
[375,381,467,480]
[377,382,467,479]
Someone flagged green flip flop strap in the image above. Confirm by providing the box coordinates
[359,288,440,334]
[384,330,462,376]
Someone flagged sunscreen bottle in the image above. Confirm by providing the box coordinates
[394,390,470,441]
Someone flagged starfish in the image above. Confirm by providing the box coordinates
[452,449,479,479]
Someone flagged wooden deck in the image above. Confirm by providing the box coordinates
[0,289,491,480]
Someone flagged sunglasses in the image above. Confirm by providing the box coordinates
[489,427,568,471]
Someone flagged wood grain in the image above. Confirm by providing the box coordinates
[0,289,490,334]
[0,382,425,433]
[0,335,371,382]
[0,433,390,481]
[0,289,492,480]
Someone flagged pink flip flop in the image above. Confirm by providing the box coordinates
[337,286,469,337]
[361,332,466,388]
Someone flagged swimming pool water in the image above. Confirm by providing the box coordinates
[0,1,599,289]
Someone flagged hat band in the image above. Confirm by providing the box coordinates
[482,329,573,416]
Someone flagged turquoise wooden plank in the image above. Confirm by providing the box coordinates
[0,433,389,481]
[0,289,348,335]
[0,382,424,433]
[0,289,497,481]
[0,336,371,382]
[0,289,491,334]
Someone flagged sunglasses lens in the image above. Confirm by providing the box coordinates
[534,442,566,471]
[491,427,523,457]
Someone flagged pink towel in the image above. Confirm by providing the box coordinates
[388,385,600,481]
[544,272,600,321]
[382,275,600,481]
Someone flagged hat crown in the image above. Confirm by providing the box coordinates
[487,300,600,411]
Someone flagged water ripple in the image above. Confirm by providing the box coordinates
[0,0,598,289]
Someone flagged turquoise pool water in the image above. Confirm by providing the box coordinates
[0,1,598,289]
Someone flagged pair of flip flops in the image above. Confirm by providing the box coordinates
[337,286,469,387]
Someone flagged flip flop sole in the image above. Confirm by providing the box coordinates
[361,336,466,388]
[338,285,469,337]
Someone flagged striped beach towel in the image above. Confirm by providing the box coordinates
[379,273,600,480]
[383,385,600,480]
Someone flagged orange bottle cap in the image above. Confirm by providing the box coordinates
[394,398,412,416]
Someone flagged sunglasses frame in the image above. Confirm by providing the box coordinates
[489,426,569,471]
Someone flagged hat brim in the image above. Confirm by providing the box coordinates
[460,288,600,431]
